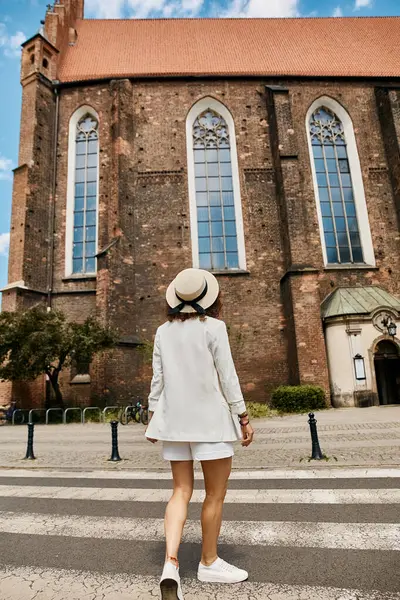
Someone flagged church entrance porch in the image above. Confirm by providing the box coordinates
[322,286,400,408]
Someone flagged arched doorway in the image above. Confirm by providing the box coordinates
[374,341,400,405]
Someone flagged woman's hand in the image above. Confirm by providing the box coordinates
[241,422,254,447]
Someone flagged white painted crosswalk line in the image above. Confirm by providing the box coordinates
[2,565,398,600]
[1,512,399,551]
[1,469,400,599]
[0,484,400,503]
[1,467,399,479]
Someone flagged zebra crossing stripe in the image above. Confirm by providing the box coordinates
[0,468,399,479]
[0,512,399,551]
[0,484,399,503]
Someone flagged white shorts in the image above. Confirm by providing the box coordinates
[162,441,234,462]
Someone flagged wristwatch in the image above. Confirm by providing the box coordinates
[238,411,250,426]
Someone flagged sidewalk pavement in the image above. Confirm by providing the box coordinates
[0,405,399,471]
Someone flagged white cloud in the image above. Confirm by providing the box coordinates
[0,156,13,181]
[126,0,166,18]
[85,0,204,18]
[4,31,25,58]
[163,3,180,16]
[126,0,204,17]
[181,0,204,13]
[85,0,126,18]
[354,0,373,9]
[83,0,305,19]
[0,233,10,256]
[332,5,343,16]
[0,23,25,58]
[224,0,299,17]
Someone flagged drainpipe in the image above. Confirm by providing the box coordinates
[47,85,60,310]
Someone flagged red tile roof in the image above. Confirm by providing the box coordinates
[58,17,400,83]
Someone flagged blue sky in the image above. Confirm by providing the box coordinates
[0,0,399,291]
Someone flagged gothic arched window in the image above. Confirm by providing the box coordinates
[307,98,375,267]
[66,106,99,277]
[186,98,246,271]
[310,106,362,264]
[72,115,99,274]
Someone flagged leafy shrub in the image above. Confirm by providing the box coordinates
[246,402,279,419]
[271,385,326,413]
[64,410,83,424]
[80,408,102,423]
[137,341,154,364]
[103,408,121,423]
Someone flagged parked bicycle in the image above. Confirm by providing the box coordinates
[0,401,25,426]
[119,399,148,426]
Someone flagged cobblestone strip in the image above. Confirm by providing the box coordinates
[256,422,400,435]
[253,432,400,444]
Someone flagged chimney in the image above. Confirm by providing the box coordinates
[69,27,78,45]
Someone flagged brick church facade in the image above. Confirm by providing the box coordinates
[1,0,400,409]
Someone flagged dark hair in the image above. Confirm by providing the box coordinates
[166,292,222,322]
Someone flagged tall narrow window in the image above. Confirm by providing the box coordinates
[72,114,98,274]
[187,98,245,272]
[193,109,239,270]
[309,107,363,265]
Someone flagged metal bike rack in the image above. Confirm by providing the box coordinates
[45,408,64,425]
[124,405,133,420]
[82,407,101,424]
[29,409,46,424]
[102,406,121,423]
[63,408,83,424]
[12,409,26,426]
[119,405,134,425]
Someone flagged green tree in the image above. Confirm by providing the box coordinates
[0,307,118,408]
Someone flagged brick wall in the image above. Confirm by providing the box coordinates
[4,76,400,407]
[375,88,400,231]
[0,381,13,406]
[7,166,29,285]
[24,80,55,292]
[6,69,55,296]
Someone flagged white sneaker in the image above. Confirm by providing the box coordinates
[197,557,248,583]
[160,561,184,600]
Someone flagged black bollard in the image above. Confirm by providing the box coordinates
[308,412,324,460]
[24,423,36,460]
[109,420,122,462]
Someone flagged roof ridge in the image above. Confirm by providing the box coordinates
[78,16,400,23]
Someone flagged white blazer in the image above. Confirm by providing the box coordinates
[145,317,247,442]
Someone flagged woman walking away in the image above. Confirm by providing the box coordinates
[145,267,254,600]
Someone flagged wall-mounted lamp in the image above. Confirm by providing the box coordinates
[382,316,397,338]
[354,354,366,381]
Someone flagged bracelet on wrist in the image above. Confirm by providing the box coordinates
[240,420,250,427]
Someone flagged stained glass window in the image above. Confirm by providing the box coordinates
[310,107,363,264]
[193,109,239,270]
[73,115,98,274]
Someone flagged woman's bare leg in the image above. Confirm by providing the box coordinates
[200,457,232,566]
[164,460,194,566]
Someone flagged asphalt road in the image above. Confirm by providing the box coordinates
[0,468,399,599]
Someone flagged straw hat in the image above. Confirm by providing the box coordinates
[166,268,220,315]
